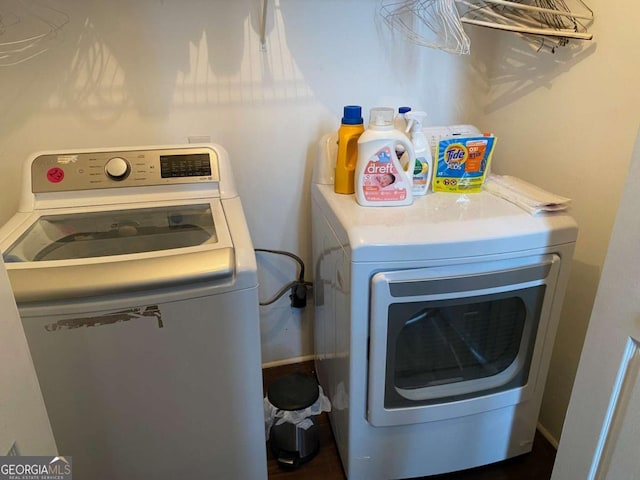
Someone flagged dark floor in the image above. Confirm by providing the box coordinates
[263,361,557,480]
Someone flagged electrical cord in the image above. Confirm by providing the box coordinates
[254,248,313,307]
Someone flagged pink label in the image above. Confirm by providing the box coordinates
[47,167,65,183]
[361,146,407,202]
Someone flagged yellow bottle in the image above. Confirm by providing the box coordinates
[334,105,364,194]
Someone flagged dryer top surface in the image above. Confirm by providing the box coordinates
[312,184,577,262]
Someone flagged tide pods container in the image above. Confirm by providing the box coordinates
[433,134,497,193]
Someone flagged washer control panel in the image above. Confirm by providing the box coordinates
[31,147,219,193]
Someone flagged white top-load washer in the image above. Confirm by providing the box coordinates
[311,132,577,479]
[0,145,267,480]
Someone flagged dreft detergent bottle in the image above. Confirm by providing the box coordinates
[355,107,416,207]
[334,105,365,194]
[405,111,433,196]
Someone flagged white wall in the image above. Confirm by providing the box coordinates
[0,0,630,446]
[474,0,640,442]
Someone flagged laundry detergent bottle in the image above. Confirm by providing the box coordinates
[334,105,365,194]
[405,111,433,196]
[393,106,411,160]
[355,107,416,207]
[393,106,412,132]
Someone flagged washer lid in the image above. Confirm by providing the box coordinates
[2,201,235,303]
[5,203,219,262]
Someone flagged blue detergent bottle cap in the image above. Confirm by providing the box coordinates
[342,105,363,125]
[398,106,412,114]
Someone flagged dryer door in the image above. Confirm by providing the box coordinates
[367,254,561,427]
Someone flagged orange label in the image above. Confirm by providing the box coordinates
[465,140,487,173]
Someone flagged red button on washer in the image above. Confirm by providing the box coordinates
[47,167,65,183]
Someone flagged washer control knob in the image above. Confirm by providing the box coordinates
[105,157,130,180]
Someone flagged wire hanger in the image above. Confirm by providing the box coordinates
[379,0,471,55]
[456,0,593,51]
[0,0,69,67]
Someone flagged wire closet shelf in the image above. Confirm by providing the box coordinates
[378,0,594,54]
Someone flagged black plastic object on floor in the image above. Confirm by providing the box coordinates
[267,373,321,470]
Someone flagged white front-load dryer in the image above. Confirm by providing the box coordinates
[311,133,577,480]
[0,145,267,480]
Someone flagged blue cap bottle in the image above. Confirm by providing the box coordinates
[335,105,365,194]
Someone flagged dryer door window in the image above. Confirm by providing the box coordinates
[367,254,561,427]
[387,287,542,406]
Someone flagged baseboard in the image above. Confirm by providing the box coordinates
[537,422,559,450]
[262,354,315,370]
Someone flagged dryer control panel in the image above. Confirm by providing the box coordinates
[31,147,220,193]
